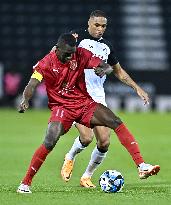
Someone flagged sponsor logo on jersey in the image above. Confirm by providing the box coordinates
[53,68,59,73]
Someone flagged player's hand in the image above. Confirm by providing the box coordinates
[136,87,150,105]
[95,65,113,78]
[95,67,104,77]
[18,99,29,113]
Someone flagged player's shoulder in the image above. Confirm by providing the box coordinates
[39,51,54,66]
[99,36,113,49]
[76,47,92,57]
[42,51,53,61]
[77,46,89,53]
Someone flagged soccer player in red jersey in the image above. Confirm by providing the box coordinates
[17,33,160,194]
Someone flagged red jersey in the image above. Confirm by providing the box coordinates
[32,47,101,109]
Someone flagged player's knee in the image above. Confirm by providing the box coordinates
[79,131,94,146]
[103,114,122,130]
[44,128,59,150]
[97,138,110,152]
[44,135,57,151]
[80,135,93,146]
[112,116,122,129]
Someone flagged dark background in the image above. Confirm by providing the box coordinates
[0,0,170,110]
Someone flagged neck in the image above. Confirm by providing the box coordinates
[55,49,62,61]
[55,49,62,63]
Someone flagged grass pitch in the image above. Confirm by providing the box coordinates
[0,109,171,205]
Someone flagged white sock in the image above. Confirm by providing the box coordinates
[66,136,86,160]
[138,162,145,168]
[82,146,107,178]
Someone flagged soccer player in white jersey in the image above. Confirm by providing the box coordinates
[60,10,160,188]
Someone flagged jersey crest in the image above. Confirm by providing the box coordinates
[69,60,77,70]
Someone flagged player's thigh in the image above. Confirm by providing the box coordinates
[47,121,65,137]
[75,123,94,141]
[91,104,122,129]
[93,126,111,143]
[49,106,75,133]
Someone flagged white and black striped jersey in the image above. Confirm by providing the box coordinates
[71,29,119,105]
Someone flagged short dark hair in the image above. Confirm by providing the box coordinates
[90,10,107,18]
[57,33,76,47]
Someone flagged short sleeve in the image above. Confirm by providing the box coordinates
[79,47,102,69]
[87,55,102,68]
[107,44,119,65]
[31,54,51,81]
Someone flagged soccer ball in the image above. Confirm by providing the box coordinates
[99,170,124,193]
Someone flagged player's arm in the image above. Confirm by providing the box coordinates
[113,63,149,105]
[82,47,113,77]
[18,77,40,113]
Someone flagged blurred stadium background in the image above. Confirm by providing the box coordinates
[0,0,171,112]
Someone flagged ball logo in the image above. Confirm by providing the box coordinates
[69,60,77,70]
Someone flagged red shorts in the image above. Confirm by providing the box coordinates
[49,99,98,132]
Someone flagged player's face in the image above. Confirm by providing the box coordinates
[57,44,76,63]
[88,16,107,38]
